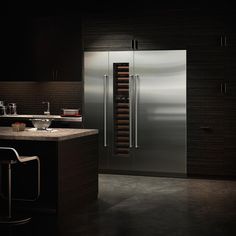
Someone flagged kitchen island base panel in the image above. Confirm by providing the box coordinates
[0,134,98,216]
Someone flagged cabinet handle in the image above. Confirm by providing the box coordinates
[200,126,210,130]
[131,39,134,50]
[220,36,223,47]
[220,83,223,93]
[55,69,58,80]
[224,36,227,47]
[135,39,138,50]
[224,83,227,94]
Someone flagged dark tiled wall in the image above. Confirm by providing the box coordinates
[0,82,82,115]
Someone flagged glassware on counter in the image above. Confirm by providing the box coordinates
[7,103,17,115]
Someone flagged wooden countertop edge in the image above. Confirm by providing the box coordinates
[0,127,98,141]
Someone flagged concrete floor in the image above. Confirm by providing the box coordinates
[67,174,236,236]
[1,174,236,236]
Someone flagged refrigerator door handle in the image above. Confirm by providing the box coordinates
[104,74,108,147]
[129,75,134,148]
[134,74,139,148]
[220,36,223,47]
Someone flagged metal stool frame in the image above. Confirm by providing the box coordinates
[0,147,40,225]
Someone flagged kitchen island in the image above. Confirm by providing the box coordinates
[0,127,98,234]
[0,115,83,128]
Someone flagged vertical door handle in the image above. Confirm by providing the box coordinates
[55,69,58,80]
[131,40,134,50]
[129,75,134,148]
[220,36,223,47]
[221,83,223,94]
[135,39,138,50]
[224,36,227,47]
[134,74,139,148]
[103,75,108,147]
[224,83,227,94]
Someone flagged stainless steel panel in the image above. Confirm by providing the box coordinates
[84,52,109,168]
[108,51,134,170]
[133,50,186,174]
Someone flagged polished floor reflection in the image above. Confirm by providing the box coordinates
[1,174,236,236]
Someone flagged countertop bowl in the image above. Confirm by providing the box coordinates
[30,118,53,130]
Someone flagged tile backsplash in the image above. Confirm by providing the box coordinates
[0,82,82,115]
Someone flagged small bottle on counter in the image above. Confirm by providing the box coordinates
[0,105,6,115]
[7,103,17,115]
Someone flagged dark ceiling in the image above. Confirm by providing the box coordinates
[5,0,234,17]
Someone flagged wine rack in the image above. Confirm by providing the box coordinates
[113,63,130,157]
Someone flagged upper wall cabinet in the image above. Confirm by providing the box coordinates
[82,10,235,52]
[132,10,188,50]
[55,17,82,81]
[2,15,82,81]
[30,17,56,81]
[82,14,134,51]
[82,10,189,51]
[2,17,32,81]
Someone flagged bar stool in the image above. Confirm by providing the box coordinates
[0,147,40,226]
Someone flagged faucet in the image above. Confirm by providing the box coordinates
[42,101,50,115]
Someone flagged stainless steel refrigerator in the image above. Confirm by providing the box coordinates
[84,50,186,176]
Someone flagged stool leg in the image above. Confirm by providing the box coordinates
[0,163,31,226]
[7,163,12,219]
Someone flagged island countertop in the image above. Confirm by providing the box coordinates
[0,114,82,122]
[0,127,98,141]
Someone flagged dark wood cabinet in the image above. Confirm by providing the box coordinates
[82,11,188,51]
[187,10,236,177]
[223,12,236,177]
[30,16,82,81]
[53,16,82,81]
[187,48,225,176]
[30,16,56,81]
[0,133,98,234]
[1,17,32,81]
[2,15,82,81]
[133,10,188,50]
[83,14,134,51]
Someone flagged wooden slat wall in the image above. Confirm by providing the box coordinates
[0,82,82,115]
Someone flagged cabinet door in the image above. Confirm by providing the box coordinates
[2,17,32,81]
[30,16,56,81]
[83,14,134,51]
[184,10,224,50]
[54,16,82,81]
[187,48,225,176]
[1,16,56,81]
[223,12,236,177]
[133,11,188,50]
[2,15,82,82]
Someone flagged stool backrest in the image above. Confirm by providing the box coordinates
[0,147,20,162]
